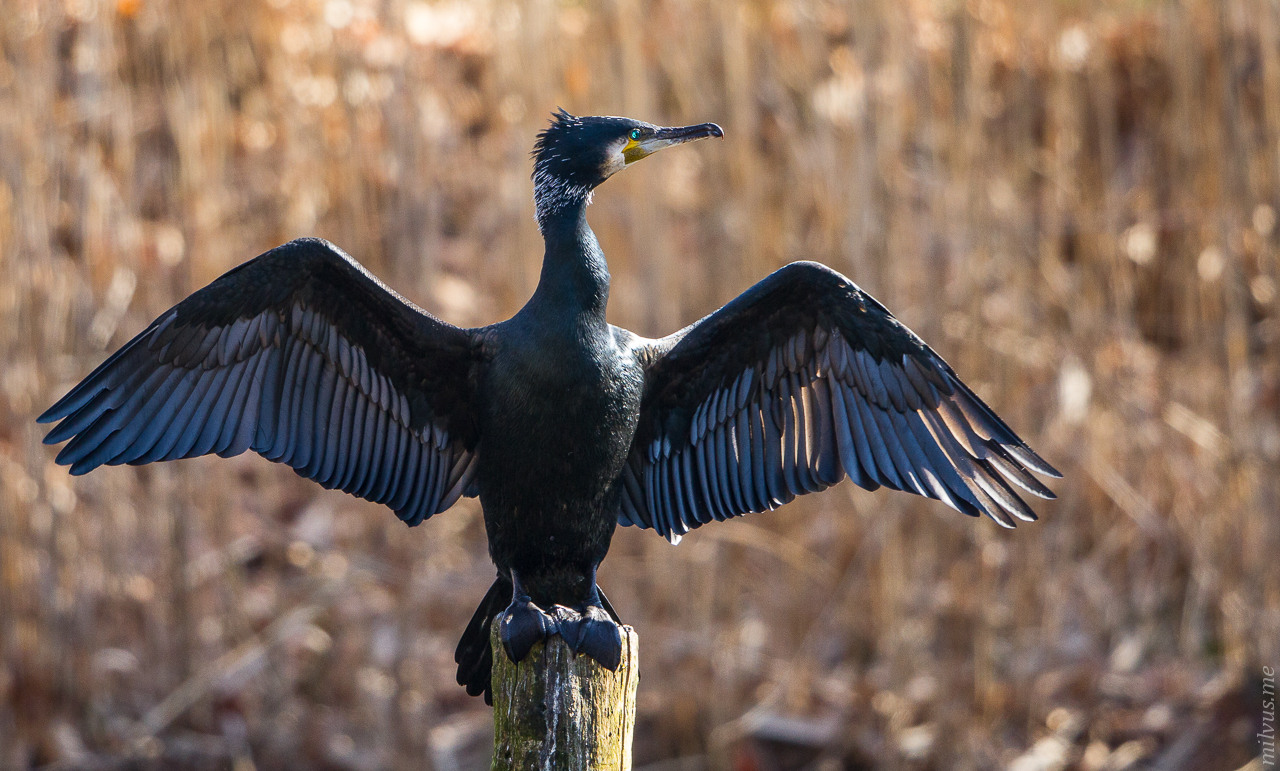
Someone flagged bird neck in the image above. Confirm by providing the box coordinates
[533,164,595,228]
[530,199,610,324]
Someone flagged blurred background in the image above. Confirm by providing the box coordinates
[1,0,1277,768]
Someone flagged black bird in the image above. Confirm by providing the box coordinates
[39,110,1060,702]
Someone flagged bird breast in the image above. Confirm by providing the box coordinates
[476,323,644,508]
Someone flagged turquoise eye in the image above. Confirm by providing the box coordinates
[629,129,642,141]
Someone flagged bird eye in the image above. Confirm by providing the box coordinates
[629,129,642,141]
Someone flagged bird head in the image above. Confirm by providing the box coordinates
[532,109,723,225]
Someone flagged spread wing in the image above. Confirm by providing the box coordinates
[620,261,1060,543]
[39,238,481,526]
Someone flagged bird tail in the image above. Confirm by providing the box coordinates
[455,575,510,705]
[453,575,622,704]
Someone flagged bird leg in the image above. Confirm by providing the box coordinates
[497,569,623,671]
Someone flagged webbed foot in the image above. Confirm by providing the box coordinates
[556,604,623,670]
[498,598,555,663]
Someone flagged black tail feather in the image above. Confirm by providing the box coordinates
[454,575,511,705]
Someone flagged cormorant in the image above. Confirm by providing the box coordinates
[39,110,1060,702]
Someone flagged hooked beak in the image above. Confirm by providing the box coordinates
[623,122,724,165]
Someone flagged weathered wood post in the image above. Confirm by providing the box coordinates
[490,623,639,770]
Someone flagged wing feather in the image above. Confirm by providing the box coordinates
[734,406,757,512]
[620,261,1059,541]
[202,355,255,457]
[166,365,228,460]
[41,238,480,526]
[225,349,270,457]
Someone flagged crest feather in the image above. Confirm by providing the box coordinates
[532,108,580,161]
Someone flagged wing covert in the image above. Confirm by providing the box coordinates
[621,261,1060,543]
[39,238,481,526]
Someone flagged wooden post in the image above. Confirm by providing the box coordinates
[490,623,639,770]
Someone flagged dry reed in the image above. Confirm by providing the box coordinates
[1,0,1276,768]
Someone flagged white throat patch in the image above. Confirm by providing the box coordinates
[533,167,594,230]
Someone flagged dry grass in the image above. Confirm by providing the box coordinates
[1,0,1277,768]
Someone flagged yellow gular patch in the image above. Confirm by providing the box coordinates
[621,138,650,165]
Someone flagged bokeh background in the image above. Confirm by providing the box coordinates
[2,0,1277,768]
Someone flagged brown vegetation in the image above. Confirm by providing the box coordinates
[1,0,1276,768]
